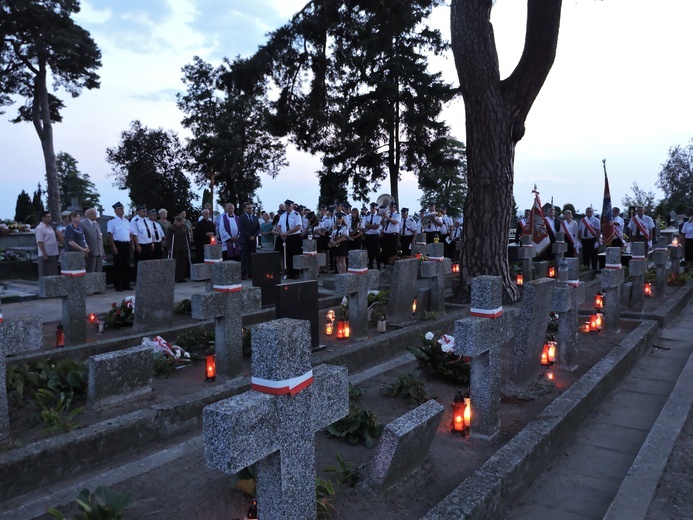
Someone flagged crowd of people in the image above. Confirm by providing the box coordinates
[33,198,693,289]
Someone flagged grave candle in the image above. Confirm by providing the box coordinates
[451,399,467,434]
[205,354,216,382]
[595,310,604,331]
[415,252,422,259]
[589,314,599,334]
[55,324,65,348]
[644,282,652,297]
[88,312,97,324]
[463,396,471,428]
[210,236,217,245]
[547,371,555,381]
[412,298,417,314]
[594,292,604,309]
[325,321,334,336]
[377,319,387,333]
[672,237,679,247]
[548,266,556,278]
[336,320,345,339]
[516,274,524,285]
[343,320,351,339]
[583,321,591,333]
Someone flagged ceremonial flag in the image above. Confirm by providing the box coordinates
[600,160,615,246]
[528,185,550,255]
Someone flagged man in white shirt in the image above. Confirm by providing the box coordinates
[147,209,165,259]
[611,207,625,248]
[578,207,601,270]
[364,202,382,269]
[130,204,152,272]
[424,203,442,243]
[107,201,132,291]
[400,207,417,256]
[278,199,303,278]
[381,201,401,265]
[627,205,655,249]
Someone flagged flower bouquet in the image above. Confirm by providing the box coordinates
[103,296,135,328]
[408,331,470,386]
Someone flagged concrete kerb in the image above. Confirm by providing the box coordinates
[422,319,659,520]
[620,279,693,328]
[603,341,693,520]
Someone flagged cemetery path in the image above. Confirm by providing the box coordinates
[506,298,693,520]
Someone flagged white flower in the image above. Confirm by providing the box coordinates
[425,331,434,341]
[438,334,455,353]
[341,296,348,305]
[368,290,380,296]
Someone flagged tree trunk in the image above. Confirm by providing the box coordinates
[451,0,562,302]
[33,61,60,219]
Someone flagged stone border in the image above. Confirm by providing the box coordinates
[422,319,659,519]
[603,343,693,520]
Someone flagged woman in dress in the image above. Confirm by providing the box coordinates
[561,209,580,258]
[63,211,90,256]
[329,212,349,274]
[259,211,275,251]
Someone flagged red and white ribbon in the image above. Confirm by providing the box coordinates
[252,369,314,396]
[428,256,445,262]
[470,306,503,319]
[604,263,622,270]
[303,251,318,256]
[204,258,222,264]
[0,312,3,323]
[347,267,368,274]
[213,284,242,293]
[632,255,646,260]
[62,269,86,277]
[568,279,580,287]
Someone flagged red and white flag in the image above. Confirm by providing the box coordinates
[523,185,550,255]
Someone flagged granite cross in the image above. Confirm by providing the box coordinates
[203,319,349,519]
[335,250,380,339]
[601,247,624,333]
[551,257,585,371]
[517,234,536,282]
[552,231,567,263]
[668,239,683,282]
[653,236,668,299]
[628,241,648,311]
[38,251,106,345]
[453,276,514,440]
[192,260,244,379]
[419,242,451,314]
[386,258,420,324]
[190,243,223,290]
[294,239,327,281]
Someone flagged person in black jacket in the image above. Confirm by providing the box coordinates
[193,209,216,264]
[239,202,260,279]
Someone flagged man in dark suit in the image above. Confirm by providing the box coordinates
[239,201,261,279]
[79,207,106,273]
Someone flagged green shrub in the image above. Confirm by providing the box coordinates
[47,486,132,519]
[382,372,434,405]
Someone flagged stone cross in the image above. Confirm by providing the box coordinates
[294,239,327,281]
[552,231,567,263]
[192,261,244,379]
[454,276,514,440]
[38,251,106,345]
[191,243,223,290]
[133,259,176,332]
[419,242,451,314]
[0,301,8,442]
[534,261,549,279]
[517,234,536,282]
[628,242,648,311]
[335,250,380,339]
[508,277,555,386]
[203,319,349,519]
[552,258,584,371]
[668,240,683,282]
[601,247,624,333]
[653,236,669,299]
[386,258,420,324]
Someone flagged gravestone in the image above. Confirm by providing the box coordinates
[535,261,549,279]
[294,239,327,282]
[601,247,624,333]
[628,242,648,311]
[653,236,668,300]
[190,243,223,290]
[276,280,319,350]
[454,276,514,439]
[419,245,451,314]
[203,319,349,520]
[0,307,8,441]
[668,240,683,282]
[411,242,427,258]
[552,231,567,263]
[133,259,175,332]
[38,251,106,345]
[252,251,282,306]
[335,250,380,340]
[517,234,536,282]
[87,345,152,408]
[192,261,243,379]
[509,277,555,386]
[386,258,420,324]
[426,241,445,262]
[0,316,42,355]
[369,400,444,491]
[552,258,584,371]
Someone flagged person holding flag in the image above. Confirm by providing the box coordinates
[612,207,625,248]
[522,186,551,257]
[600,159,616,249]
[579,207,601,270]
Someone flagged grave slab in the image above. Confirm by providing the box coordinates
[601,247,624,334]
[335,250,375,340]
[276,280,319,350]
[628,242,648,311]
[133,259,176,332]
[190,243,223,290]
[0,316,42,355]
[87,345,152,408]
[386,258,420,324]
[420,256,451,315]
[369,399,444,491]
[203,319,349,520]
[252,251,282,306]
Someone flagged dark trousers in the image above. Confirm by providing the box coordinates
[284,234,302,278]
[365,234,381,269]
[173,251,189,282]
[113,241,131,289]
[382,233,400,265]
[581,238,598,270]
[439,234,450,258]
[401,235,414,257]
[151,242,163,260]
[133,243,152,276]
[240,241,256,278]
